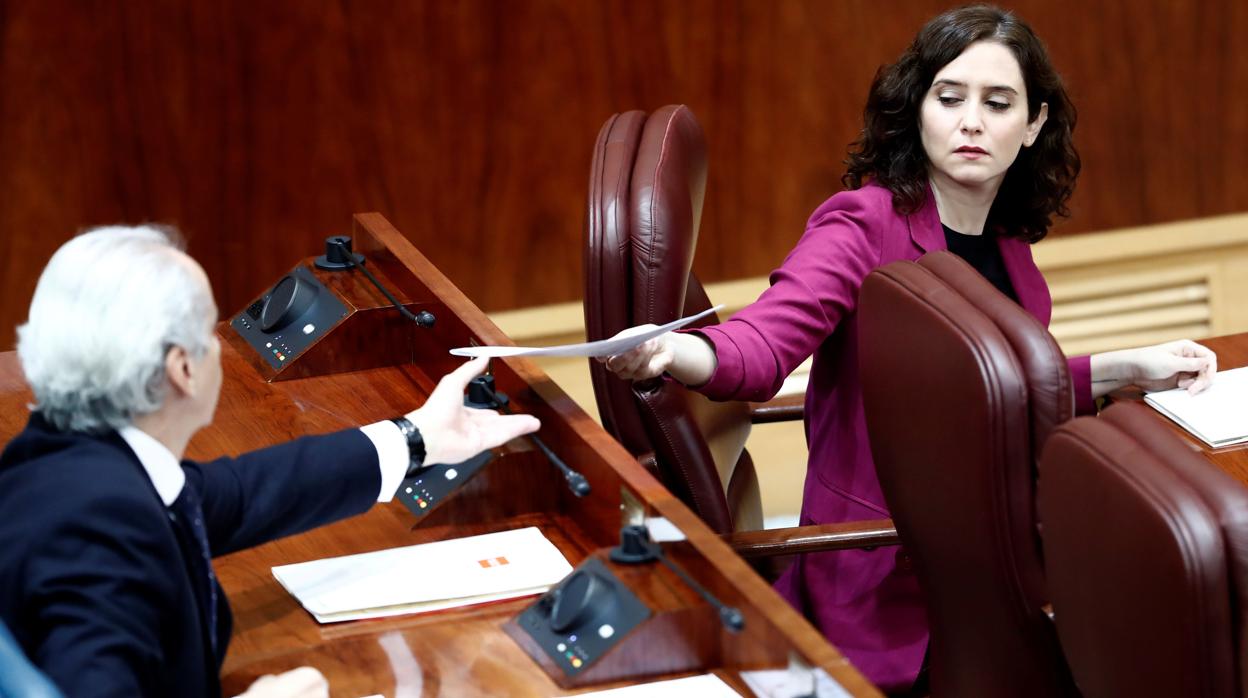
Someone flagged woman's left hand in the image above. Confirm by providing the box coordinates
[1093,339,1217,395]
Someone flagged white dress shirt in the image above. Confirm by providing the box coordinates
[118,421,410,506]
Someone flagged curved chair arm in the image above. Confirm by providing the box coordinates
[724,519,899,558]
[748,393,805,424]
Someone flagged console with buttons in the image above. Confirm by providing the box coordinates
[504,550,721,688]
[231,264,349,372]
[513,557,651,676]
[397,451,493,519]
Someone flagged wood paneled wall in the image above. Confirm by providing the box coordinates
[1,0,1246,349]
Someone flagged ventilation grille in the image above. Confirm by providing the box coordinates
[1048,268,1211,356]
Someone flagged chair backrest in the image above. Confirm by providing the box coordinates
[583,105,759,534]
[1040,402,1248,698]
[858,251,1076,697]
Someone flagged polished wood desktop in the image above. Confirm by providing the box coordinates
[0,214,879,697]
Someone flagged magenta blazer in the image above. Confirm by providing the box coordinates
[692,183,1093,691]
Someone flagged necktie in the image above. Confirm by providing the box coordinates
[169,485,219,655]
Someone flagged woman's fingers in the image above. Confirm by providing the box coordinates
[1173,340,1216,394]
[604,338,665,380]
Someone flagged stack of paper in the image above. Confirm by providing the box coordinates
[1144,366,1248,448]
[272,527,573,623]
[742,667,853,698]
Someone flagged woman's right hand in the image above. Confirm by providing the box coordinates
[601,326,674,381]
[600,326,718,387]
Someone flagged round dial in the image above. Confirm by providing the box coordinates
[260,274,317,332]
[549,570,610,632]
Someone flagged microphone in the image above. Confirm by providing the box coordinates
[316,236,435,328]
[609,524,744,632]
[466,374,591,498]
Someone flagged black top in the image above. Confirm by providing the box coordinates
[942,224,1018,302]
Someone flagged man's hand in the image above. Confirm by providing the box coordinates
[405,357,541,465]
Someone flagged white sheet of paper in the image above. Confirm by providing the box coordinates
[1144,366,1248,447]
[448,305,724,358]
[296,585,554,624]
[271,527,572,623]
[741,667,853,698]
[566,674,740,697]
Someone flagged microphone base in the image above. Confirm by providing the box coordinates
[314,252,364,270]
[609,524,659,564]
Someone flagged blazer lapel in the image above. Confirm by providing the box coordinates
[998,236,1052,325]
[906,183,945,254]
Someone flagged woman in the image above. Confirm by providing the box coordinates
[603,4,1216,692]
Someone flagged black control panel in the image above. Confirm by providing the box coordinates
[515,557,652,676]
[231,264,349,370]
[397,450,494,519]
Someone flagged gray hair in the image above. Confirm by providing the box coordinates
[17,225,215,433]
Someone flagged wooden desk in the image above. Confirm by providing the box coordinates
[1119,333,1248,485]
[0,214,879,697]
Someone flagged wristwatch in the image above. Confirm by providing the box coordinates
[391,417,427,476]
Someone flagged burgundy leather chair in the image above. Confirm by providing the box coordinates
[584,105,896,557]
[1040,402,1248,698]
[858,251,1078,697]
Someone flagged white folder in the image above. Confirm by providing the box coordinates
[1144,366,1248,448]
[271,526,573,623]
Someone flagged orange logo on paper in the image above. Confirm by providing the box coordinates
[477,556,510,568]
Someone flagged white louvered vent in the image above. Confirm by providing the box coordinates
[1048,268,1211,356]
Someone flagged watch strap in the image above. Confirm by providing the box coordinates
[391,417,427,475]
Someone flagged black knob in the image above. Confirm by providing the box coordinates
[609,525,658,564]
[467,375,508,408]
[549,570,611,633]
[260,274,317,332]
[466,375,496,407]
[315,235,364,270]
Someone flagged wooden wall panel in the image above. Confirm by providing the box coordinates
[1,0,1246,350]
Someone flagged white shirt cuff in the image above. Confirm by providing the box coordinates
[359,420,409,502]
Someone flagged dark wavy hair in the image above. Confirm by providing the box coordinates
[842,5,1079,242]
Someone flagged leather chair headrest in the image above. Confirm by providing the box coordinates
[918,251,1072,448]
[1040,402,1248,697]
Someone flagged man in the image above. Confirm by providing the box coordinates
[0,226,540,697]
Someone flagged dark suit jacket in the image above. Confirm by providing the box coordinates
[0,413,382,698]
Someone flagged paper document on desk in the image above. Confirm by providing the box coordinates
[1144,366,1248,448]
[448,305,723,358]
[567,674,740,697]
[271,527,573,623]
[741,667,853,698]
